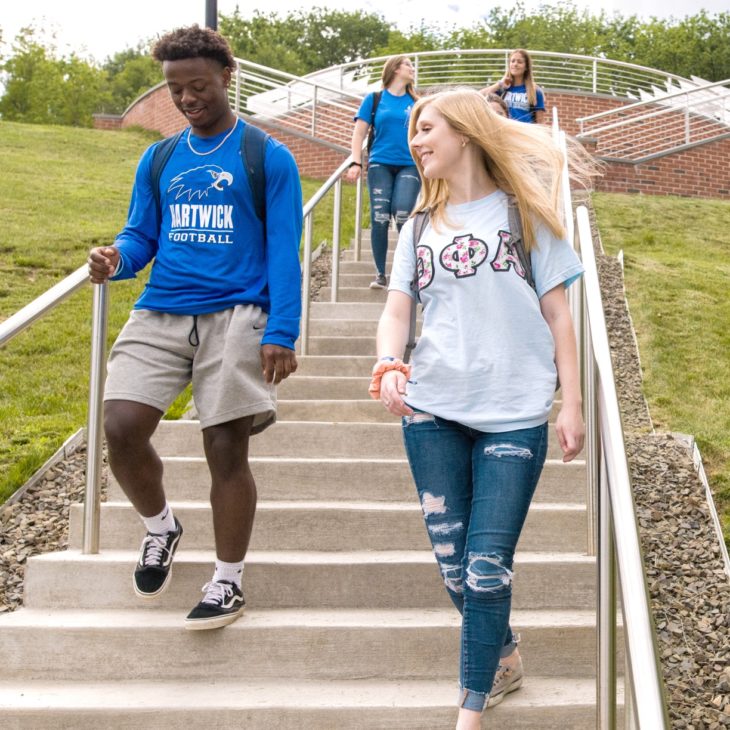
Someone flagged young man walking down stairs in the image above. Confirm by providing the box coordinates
[87,26,302,630]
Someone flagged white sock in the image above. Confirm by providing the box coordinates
[141,504,176,534]
[213,559,244,589]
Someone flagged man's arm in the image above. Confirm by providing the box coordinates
[260,143,304,384]
[107,145,162,280]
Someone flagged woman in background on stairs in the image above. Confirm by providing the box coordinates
[369,88,596,729]
[480,49,546,124]
[345,55,421,290]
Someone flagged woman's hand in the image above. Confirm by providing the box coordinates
[379,370,413,417]
[344,164,362,183]
[500,73,512,90]
[555,403,585,462]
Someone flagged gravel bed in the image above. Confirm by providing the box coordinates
[591,191,730,727]
[1,216,728,727]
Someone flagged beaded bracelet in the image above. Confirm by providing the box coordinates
[368,358,412,400]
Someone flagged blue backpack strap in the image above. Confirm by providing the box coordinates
[150,130,185,213]
[242,122,269,224]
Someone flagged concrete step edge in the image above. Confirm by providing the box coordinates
[0,607,602,629]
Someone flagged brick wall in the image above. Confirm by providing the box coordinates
[99,84,730,199]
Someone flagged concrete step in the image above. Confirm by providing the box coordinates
[337,273,394,288]
[106,457,586,504]
[319,287,389,303]
[277,400,397,422]
[0,676,616,729]
[0,608,606,681]
[309,302,394,320]
[306,319,421,337]
[69,501,587,553]
[278,375,371,399]
[295,356,373,376]
[342,250,396,263]
[151,421,569,460]
[23,550,596,610]
[296,336,376,355]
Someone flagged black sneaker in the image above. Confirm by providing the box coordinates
[132,517,183,599]
[185,580,245,630]
[369,273,387,289]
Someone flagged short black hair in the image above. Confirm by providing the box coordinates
[152,25,235,69]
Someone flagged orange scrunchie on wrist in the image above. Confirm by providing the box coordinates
[368,358,412,400]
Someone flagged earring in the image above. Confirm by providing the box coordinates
[461,139,468,148]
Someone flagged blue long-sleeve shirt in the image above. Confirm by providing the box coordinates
[112,121,303,350]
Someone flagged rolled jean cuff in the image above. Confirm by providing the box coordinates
[500,631,519,659]
[458,687,487,712]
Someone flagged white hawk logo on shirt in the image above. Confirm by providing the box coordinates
[167,165,234,202]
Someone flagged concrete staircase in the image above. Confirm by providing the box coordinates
[0,234,612,728]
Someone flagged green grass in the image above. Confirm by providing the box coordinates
[0,120,358,504]
[593,192,730,544]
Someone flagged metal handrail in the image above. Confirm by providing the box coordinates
[576,205,670,728]
[300,154,363,354]
[314,49,694,98]
[0,267,108,555]
[577,78,730,130]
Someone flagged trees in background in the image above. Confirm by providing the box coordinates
[0,28,161,126]
[0,5,728,127]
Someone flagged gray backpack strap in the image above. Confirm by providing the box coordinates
[507,195,536,292]
[404,211,430,364]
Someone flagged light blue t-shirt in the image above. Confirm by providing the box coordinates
[355,89,416,166]
[500,83,546,123]
[389,189,583,433]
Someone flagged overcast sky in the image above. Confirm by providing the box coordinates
[1,0,727,63]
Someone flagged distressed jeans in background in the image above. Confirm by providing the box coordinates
[402,413,548,712]
[366,163,420,276]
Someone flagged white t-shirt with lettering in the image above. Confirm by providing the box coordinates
[389,189,583,433]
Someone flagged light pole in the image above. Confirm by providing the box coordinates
[206,0,217,30]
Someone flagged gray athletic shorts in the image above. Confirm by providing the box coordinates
[104,305,276,433]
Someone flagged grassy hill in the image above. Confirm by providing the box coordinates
[0,120,356,503]
[1,121,728,547]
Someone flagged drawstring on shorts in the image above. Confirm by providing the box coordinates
[188,315,200,347]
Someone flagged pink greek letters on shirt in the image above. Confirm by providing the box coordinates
[417,245,434,290]
[491,230,527,280]
[440,234,488,278]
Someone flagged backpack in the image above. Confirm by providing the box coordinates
[150,122,270,224]
[366,91,382,154]
[404,196,535,363]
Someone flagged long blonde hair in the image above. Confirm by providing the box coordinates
[508,49,540,109]
[408,88,597,251]
[381,55,419,100]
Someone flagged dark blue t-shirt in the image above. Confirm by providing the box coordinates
[500,84,546,123]
[355,89,416,165]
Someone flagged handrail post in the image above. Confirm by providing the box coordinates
[354,172,364,263]
[300,214,314,357]
[593,58,598,94]
[331,178,342,303]
[597,445,617,729]
[82,283,109,555]
[583,280,597,557]
[414,55,420,87]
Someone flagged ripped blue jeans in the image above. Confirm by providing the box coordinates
[366,163,421,276]
[402,413,548,712]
